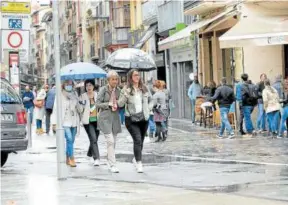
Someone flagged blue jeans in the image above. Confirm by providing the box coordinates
[119,108,125,125]
[267,111,280,133]
[25,107,34,124]
[64,127,77,157]
[149,115,155,134]
[243,106,254,133]
[191,99,196,123]
[257,104,266,130]
[279,107,288,136]
[219,107,233,136]
[36,119,42,129]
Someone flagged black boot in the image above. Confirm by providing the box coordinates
[155,132,161,142]
[162,132,167,141]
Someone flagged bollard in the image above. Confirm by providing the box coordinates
[27,110,32,148]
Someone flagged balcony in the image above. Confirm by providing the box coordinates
[112,5,131,28]
[158,1,184,33]
[142,0,158,26]
[104,28,129,52]
[128,29,144,47]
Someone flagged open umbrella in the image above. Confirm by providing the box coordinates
[60,62,107,81]
[105,48,157,72]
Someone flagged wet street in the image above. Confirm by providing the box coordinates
[1,119,288,204]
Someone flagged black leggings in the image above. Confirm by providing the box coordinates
[84,121,100,160]
[125,117,148,162]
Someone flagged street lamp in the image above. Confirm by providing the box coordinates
[52,0,67,180]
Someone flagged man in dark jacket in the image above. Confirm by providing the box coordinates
[256,73,267,132]
[241,74,257,136]
[22,85,34,124]
[210,78,235,139]
[45,84,56,134]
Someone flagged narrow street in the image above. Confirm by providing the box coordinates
[1,119,288,205]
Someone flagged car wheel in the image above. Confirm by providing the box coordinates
[1,152,9,167]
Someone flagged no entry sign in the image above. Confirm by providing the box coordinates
[2,30,29,50]
[8,31,23,48]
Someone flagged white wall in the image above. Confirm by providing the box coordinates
[243,45,284,84]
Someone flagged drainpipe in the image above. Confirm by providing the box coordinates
[77,0,83,60]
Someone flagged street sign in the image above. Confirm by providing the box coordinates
[1,30,29,50]
[1,2,31,14]
[1,30,30,63]
[1,14,30,30]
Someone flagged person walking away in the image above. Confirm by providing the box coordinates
[235,79,246,135]
[262,79,281,138]
[118,69,154,173]
[80,79,101,166]
[256,74,268,133]
[162,81,172,135]
[148,81,157,139]
[96,71,122,173]
[241,74,258,136]
[209,78,235,139]
[22,86,34,124]
[118,83,125,125]
[152,81,169,142]
[188,76,202,124]
[279,79,288,138]
[34,88,46,135]
[51,80,82,167]
[273,75,283,98]
[45,84,56,135]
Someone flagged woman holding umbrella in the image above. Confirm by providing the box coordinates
[117,69,154,173]
[51,80,82,167]
[96,71,122,173]
[80,79,100,166]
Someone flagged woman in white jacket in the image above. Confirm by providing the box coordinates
[262,79,281,137]
[80,79,100,166]
[34,87,47,135]
[52,80,82,167]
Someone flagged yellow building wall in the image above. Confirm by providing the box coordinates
[243,45,284,83]
[130,0,142,31]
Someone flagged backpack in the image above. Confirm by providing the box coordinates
[245,84,258,106]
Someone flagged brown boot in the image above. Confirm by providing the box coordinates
[66,157,70,165]
[69,157,77,167]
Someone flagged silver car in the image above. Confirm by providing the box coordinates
[1,78,28,167]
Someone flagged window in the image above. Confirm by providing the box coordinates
[99,2,103,15]
[68,24,72,34]
[69,50,73,60]
[0,80,21,104]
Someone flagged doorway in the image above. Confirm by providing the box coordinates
[285,45,288,78]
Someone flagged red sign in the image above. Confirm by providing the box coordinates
[9,53,19,67]
[8,32,23,48]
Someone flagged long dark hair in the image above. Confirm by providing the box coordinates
[127,69,148,95]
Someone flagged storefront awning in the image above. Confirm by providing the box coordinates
[134,24,157,49]
[219,16,288,48]
[158,6,235,51]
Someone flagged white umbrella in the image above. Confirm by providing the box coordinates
[105,48,157,72]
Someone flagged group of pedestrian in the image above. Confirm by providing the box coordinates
[49,69,166,173]
[190,72,288,139]
[22,84,56,135]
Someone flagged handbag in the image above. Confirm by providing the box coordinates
[130,111,145,122]
[34,99,44,108]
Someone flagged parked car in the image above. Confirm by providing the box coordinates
[1,78,28,167]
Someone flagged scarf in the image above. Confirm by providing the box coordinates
[109,88,118,112]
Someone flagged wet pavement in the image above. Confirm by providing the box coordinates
[1,119,288,204]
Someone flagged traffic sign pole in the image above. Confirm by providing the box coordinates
[52,0,67,180]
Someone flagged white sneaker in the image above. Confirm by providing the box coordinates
[136,162,143,173]
[132,158,137,168]
[110,166,119,173]
[93,159,100,166]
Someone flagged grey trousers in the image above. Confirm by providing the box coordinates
[84,122,100,160]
